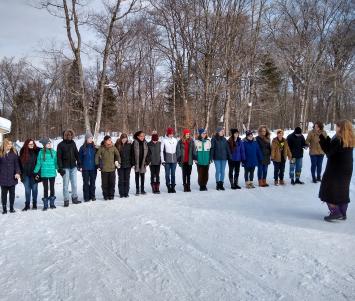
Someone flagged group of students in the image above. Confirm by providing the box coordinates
[0,120,353,222]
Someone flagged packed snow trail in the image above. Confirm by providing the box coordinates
[0,150,354,301]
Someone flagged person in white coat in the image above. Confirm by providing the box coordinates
[161,127,178,193]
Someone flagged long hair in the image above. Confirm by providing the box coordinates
[314,121,324,131]
[258,125,270,140]
[336,120,355,148]
[42,145,53,161]
[115,133,128,152]
[0,138,17,158]
[20,139,37,164]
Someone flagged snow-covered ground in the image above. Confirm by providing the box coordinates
[1,134,354,301]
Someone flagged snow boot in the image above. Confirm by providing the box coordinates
[72,197,81,204]
[187,184,191,192]
[136,189,140,196]
[151,183,155,194]
[234,179,241,189]
[42,197,49,211]
[219,182,225,191]
[22,203,31,211]
[64,200,69,207]
[250,182,256,189]
[141,187,147,195]
[263,179,269,187]
[216,182,220,191]
[295,179,304,184]
[258,179,264,187]
[245,181,251,189]
[171,185,176,193]
[32,201,37,210]
[324,206,343,222]
[183,184,188,192]
[274,180,279,186]
[91,197,96,202]
[49,196,56,209]
[167,184,172,193]
[230,178,236,190]
[317,176,321,182]
[291,179,295,185]
[156,183,160,194]
[312,177,317,183]
[279,180,285,185]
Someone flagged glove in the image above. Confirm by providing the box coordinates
[58,169,66,177]
[34,173,40,181]
[291,158,296,164]
[115,161,120,169]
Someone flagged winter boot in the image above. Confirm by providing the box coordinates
[136,188,140,196]
[250,182,256,189]
[91,197,96,201]
[263,179,269,187]
[187,184,191,192]
[216,182,220,191]
[64,200,69,207]
[42,197,49,211]
[245,181,251,189]
[279,180,285,185]
[22,203,31,211]
[291,179,295,185]
[312,177,317,183]
[167,184,172,193]
[171,185,176,193]
[141,187,147,195]
[324,205,343,222]
[151,183,156,194]
[295,178,304,184]
[32,201,37,210]
[72,197,81,204]
[49,196,56,209]
[339,204,348,220]
[234,179,241,189]
[317,176,321,182]
[274,180,279,186]
[258,179,264,187]
[9,203,15,213]
[155,183,160,194]
[2,204,7,214]
[219,182,225,191]
[183,184,188,192]
[230,178,236,190]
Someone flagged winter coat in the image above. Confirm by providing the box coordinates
[95,145,120,173]
[319,135,353,205]
[194,138,212,166]
[0,151,20,186]
[79,143,97,171]
[287,132,307,159]
[34,149,58,178]
[19,148,40,177]
[57,139,80,169]
[256,136,271,165]
[228,136,246,162]
[133,139,149,173]
[306,129,327,155]
[176,138,195,166]
[242,139,263,168]
[147,141,161,166]
[211,135,231,161]
[118,143,133,169]
[160,136,178,163]
[271,138,292,162]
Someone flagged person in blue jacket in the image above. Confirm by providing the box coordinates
[79,132,97,202]
[243,130,263,189]
[211,127,231,191]
[227,128,245,189]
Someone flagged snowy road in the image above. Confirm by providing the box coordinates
[0,150,354,301]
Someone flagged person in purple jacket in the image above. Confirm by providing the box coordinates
[227,129,245,189]
[0,139,21,214]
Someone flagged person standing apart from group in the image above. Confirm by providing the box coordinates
[161,127,178,193]
[306,121,327,183]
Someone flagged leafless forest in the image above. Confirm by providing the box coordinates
[0,0,354,140]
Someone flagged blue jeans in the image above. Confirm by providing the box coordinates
[257,164,268,180]
[63,168,78,201]
[310,155,324,180]
[214,160,227,182]
[82,170,97,201]
[289,158,303,180]
[164,163,177,186]
[23,175,38,205]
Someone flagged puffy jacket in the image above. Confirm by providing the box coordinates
[95,145,120,172]
[57,140,80,169]
[194,139,211,166]
[176,138,195,165]
[161,136,178,163]
[243,139,263,168]
[34,149,58,178]
[228,137,246,162]
[79,143,97,171]
[287,132,307,159]
[256,136,271,165]
[211,135,231,160]
[118,143,133,169]
[271,138,292,162]
[0,151,20,186]
[147,141,161,166]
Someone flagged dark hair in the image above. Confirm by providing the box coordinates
[133,131,144,140]
[115,133,128,152]
[20,139,37,164]
[314,121,324,130]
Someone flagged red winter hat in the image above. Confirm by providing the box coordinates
[166,127,174,135]
[182,128,190,136]
[152,134,159,141]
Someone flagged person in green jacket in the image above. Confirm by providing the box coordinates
[95,135,121,200]
[34,138,58,211]
[194,128,212,191]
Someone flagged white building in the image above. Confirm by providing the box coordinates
[0,117,11,144]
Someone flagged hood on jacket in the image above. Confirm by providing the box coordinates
[63,129,75,140]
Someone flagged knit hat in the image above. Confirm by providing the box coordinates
[294,127,302,135]
[230,128,239,135]
[152,134,159,142]
[216,127,224,133]
[166,127,174,136]
[103,135,111,142]
[198,128,206,135]
[245,130,254,137]
[182,128,191,136]
[39,138,51,146]
[85,132,93,140]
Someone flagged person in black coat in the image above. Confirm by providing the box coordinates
[287,127,307,185]
[319,120,354,222]
[0,139,21,214]
[19,139,40,210]
[115,133,133,198]
[57,129,81,206]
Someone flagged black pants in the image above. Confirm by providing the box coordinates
[101,171,115,199]
[182,163,192,186]
[118,167,131,197]
[244,167,255,182]
[42,177,55,198]
[273,161,286,181]
[228,160,241,183]
[150,165,161,184]
[135,172,145,191]
[197,165,209,187]
[1,185,15,210]
[82,170,97,201]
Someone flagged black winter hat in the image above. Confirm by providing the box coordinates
[230,128,239,135]
[294,127,302,135]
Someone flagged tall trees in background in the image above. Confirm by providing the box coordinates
[1,0,354,140]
